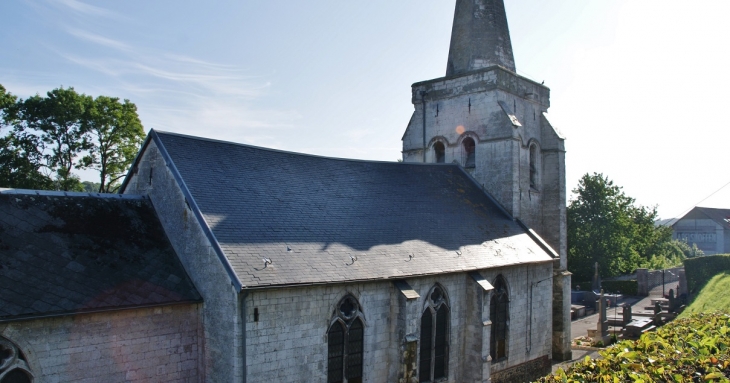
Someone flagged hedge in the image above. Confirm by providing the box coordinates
[684,254,730,296]
[601,280,638,296]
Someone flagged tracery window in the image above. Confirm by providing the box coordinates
[462,138,475,168]
[328,295,364,383]
[0,337,32,383]
[490,275,509,361]
[419,285,449,382]
[433,142,445,164]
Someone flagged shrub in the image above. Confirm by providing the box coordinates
[535,312,730,382]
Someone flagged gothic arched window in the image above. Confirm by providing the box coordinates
[462,138,475,168]
[0,337,32,383]
[328,295,364,383]
[529,144,538,189]
[490,275,509,361]
[419,285,449,382]
[433,142,445,164]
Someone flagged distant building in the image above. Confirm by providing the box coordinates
[672,207,730,255]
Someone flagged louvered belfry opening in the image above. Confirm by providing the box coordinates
[434,142,446,163]
[327,295,364,383]
[419,285,450,382]
[529,144,538,189]
[490,275,509,361]
[463,138,475,168]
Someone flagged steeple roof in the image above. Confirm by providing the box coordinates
[446,0,516,76]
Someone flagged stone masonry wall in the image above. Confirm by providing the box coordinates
[124,140,243,382]
[243,263,552,382]
[402,66,570,363]
[0,304,201,383]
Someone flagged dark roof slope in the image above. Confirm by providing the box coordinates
[678,207,730,230]
[147,131,554,288]
[0,190,201,322]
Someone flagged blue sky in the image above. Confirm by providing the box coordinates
[2,0,729,219]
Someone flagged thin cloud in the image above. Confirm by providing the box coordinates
[66,28,132,52]
[52,0,116,18]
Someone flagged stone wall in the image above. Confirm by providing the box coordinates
[243,263,552,382]
[636,267,684,296]
[124,140,243,382]
[0,304,201,383]
[490,355,551,383]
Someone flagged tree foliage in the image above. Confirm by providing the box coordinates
[82,96,144,192]
[0,84,145,192]
[567,173,676,281]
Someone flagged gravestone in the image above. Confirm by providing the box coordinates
[622,303,632,326]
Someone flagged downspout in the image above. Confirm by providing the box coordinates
[421,91,427,163]
[526,268,532,353]
[240,290,249,383]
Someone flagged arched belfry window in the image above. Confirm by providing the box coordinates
[529,144,538,189]
[433,142,445,164]
[490,275,509,362]
[328,295,364,383]
[419,285,449,382]
[462,137,475,168]
[0,337,33,383]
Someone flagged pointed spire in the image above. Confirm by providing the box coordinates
[446,0,516,76]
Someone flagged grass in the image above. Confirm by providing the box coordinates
[679,272,730,319]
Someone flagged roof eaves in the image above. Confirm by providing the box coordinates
[237,262,554,290]
[698,207,730,229]
[150,130,245,291]
[453,165,558,259]
[516,219,560,259]
[0,299,203,324]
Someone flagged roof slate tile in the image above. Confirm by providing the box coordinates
[0,191,202,322]
[154,131,555,288]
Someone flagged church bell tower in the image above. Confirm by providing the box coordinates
[402,0,572,362]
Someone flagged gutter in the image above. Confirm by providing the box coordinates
[0,300,203,324]
[240,290,248,383]
[421,91,427,162]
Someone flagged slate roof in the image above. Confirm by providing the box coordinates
[0,190,201,322]
[677,207,730,230]
[130,131,556,290]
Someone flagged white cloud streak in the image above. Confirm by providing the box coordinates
[51,0,117,18]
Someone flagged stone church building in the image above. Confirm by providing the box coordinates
[0,1,570,382]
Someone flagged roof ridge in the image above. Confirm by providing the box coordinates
[153,129,458,167]
[0,188,147,200]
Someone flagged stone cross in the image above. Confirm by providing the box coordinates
[591,262,601,292]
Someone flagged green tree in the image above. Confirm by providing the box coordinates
[0,84,145,192]
[17,87,92,191]
[82,96,144,192]
[567,173,675,281]
[0,85,54,189]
